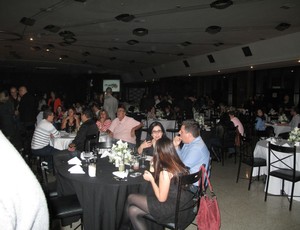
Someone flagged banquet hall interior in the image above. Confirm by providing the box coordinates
[1,0,300,230]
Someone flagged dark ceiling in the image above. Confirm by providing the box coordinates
[1,0,300,82]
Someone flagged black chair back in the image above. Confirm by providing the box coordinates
[84,133,98,152]
[265,142,299,210]
[144,167,203,230]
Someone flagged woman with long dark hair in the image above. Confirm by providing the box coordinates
[125,137,195,230]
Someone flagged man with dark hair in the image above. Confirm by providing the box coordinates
[68,108,98,152]
[173,119,210,176]
[31,109,60,162]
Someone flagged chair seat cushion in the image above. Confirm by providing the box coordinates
[242,158,266,167]
[50,194,83,218]
[270,169,300,182]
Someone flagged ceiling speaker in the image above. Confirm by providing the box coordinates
[207,55,215,63]
[242,46,252,57]
[183,60,190,68]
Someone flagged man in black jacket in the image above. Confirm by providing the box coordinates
[68,108,98,152]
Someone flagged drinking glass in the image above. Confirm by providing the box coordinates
[83,152,91,166]
[140,152,146,168]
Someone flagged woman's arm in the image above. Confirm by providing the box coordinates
[143,170,171,202]
[61,117,68,130]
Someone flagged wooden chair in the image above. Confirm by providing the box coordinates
[236,136,266,190]
[143,168,203,230]
[264,142,300,211]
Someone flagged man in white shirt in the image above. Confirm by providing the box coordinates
[103,87,118,120]
[31,109,60,165]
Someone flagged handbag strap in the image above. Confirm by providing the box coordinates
[199,165,214,193]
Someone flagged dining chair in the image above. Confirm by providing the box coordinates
[84,133,98,152]
[236,136,266,190]
[166,120,179,140]
[264,142,299,211]
[143,168,203,230]
[40,162,83,229]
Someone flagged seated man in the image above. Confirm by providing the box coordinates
[31,109,60,165]
[68,108,98,152]
[173,119,210,184]
[107,106,143,147]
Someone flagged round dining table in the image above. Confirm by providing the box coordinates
[53,151,161,230]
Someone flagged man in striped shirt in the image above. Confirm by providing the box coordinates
[31,109,60,165]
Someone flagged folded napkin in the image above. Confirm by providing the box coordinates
[113,171,129,179]
[68,165,85,174]
[101,150,110,158]
[68,157,82,165]
[282,143,291,147]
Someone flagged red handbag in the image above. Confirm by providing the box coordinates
[196,165,221,230]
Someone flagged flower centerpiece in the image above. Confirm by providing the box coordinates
[155,109,164,119]
[288,127,300,145]
[109,140,132,166]
[278,114,289,124]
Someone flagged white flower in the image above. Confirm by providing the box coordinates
[109,140,132,163]
[288,127,300,142]
[278,114,289,123]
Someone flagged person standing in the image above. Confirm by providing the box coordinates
[18,86,37,154]
[103,87,118,120]
[48,91,62,114]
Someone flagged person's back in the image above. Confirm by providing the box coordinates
[0,131,49,230]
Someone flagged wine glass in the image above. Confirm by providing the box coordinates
[83,152,91,166]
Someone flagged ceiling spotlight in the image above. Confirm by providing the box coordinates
[210,0,233,9]
[30,37,33,41]
[20,17,36,26]
[250,66,254,69]
[44,24,61,33]
[127,40,139,45]
[133,28,149,36]
[275,22,291,31]
[115,14,135,22]
[206,25,222,34]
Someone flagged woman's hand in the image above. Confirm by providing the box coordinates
[143,170,154,182]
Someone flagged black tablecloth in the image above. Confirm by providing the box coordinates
[54,151,150,230]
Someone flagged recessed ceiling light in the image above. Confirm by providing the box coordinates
[218,70,221,73]
[250,66,254,69]
[127,40,139,45]
[30,37,34,41]
[206,26,222,34]
[133,28,148,36]
[275,22,291,31]
[115,14,135,22]
[210,0,233,10]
